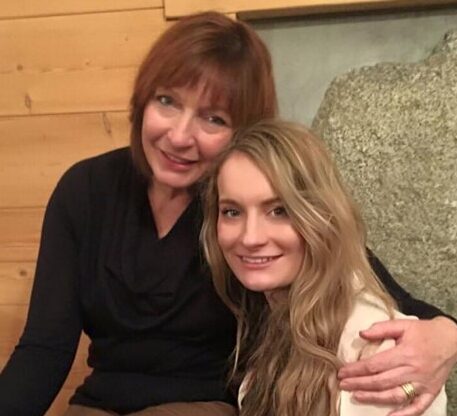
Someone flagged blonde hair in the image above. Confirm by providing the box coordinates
[201,119,395,416]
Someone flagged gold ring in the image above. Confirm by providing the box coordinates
[401,382,417,401]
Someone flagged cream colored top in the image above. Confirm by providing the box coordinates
[238,292,447,415]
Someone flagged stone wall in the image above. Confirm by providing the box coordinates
[313,29,457,414]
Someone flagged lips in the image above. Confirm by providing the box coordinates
[161,150,197,165]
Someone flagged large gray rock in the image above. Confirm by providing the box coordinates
[313,29,457,413]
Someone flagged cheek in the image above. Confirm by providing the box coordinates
[217,221,238,253]
[199,131,233,160]
[284,229,305,265]
[142,105,164,138]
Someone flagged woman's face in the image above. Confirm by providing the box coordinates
[216,152,305,297]
[141,82,233,191]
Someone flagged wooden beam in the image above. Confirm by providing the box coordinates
[164,0,457,19]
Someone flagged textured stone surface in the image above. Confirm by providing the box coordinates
[313,30,457,413]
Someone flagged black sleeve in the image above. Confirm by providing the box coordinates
[367,248,456,323]
[0,166,87,416]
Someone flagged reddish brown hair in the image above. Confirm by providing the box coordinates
[130,11,277,178]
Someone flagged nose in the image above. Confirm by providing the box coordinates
[241,214,267,248]
[168,111,195,148]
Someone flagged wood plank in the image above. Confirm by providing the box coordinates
[0,1,162,20]
[0,9,170,116]
[0,112,130,208]
[0,208,44,262]
[0,305,28,343]
[1,67,135,116]
[0,9,168,73]
[164,0,457,19]
[0,262,35,305]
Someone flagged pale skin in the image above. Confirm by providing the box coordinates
[141,82,457,415]
[141,82,233,237]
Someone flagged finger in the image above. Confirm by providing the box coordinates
[388,394,435,416]
[340,366,412,391]
[351,385,410,406]
[338,347,406,379]
[359,319,413,341]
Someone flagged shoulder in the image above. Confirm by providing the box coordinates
[338,292,416,363]
[61,147,131,185]
[338,293,447,416]
[53,147,134,200]
[48,147,134,219]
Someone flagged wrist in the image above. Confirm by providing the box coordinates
[432,316,457,362]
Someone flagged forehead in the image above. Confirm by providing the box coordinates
[217,152,276,202]
[161,59,232,100]
[166,81,229,110]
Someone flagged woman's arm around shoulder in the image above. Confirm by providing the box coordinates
[337,295,447,416]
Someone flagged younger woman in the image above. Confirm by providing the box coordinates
[202,119,448,415]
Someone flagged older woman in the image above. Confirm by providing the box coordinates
[0,11,455,416]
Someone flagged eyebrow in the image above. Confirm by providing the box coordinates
[218,197,282,207]
[165,87,230,114]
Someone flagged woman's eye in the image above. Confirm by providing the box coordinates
[271,206,287,217]
[156,95,173,106]
[220,208,240,218]
[207,115,227,126]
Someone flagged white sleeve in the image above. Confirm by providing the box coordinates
[337,294,447,416]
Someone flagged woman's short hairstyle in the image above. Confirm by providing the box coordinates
[130,12,277,178]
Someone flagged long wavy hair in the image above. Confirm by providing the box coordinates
[201,119,395,416]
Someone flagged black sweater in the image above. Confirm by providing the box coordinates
[0,148,450,415]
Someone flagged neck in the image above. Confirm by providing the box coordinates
[264,289,289,309]
[149,180,191,207]
[148,181,192,238]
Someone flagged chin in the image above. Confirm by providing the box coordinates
[239,278,276,293]
[153,173,196,190]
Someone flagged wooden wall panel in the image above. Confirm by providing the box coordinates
[164,0,457,18]
[2,68,135,116]
[0,0,162,19]
[0,112,130,208]
[0,10,168,73]
[0,208,43,262]
[0,305,28,343]
[0,263,34,305]
[0,9,169,116]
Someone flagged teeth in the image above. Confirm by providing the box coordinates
[241,256,276,264]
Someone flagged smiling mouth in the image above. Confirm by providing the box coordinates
[162,150,197,165]
[240,255,282,264]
